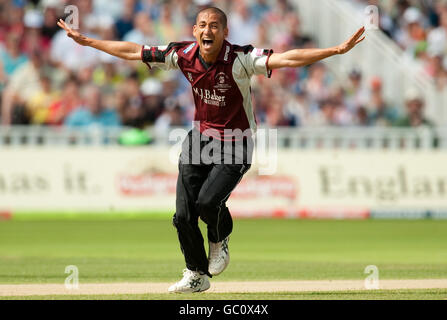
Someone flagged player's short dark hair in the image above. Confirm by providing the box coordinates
[196,7,227,29]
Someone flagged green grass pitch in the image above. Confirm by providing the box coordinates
[1,217,447,299]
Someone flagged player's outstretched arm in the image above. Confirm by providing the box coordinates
[57,19,142,60]
[267,27,365,70]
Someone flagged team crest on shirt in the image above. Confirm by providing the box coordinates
[214,72,231,93]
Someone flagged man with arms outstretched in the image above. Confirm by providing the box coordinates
[58,7,365,293]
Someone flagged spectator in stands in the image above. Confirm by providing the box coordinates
[40,1,60,42]
[1,1,25,40]
[367,77,399,126]
[138,0,164,22]
[153,3,182,44]
[115,87,135,127]
[436,64,447,89]
[64,84,121,128]
[154,96,186,138]
[304,63,331,103]
[284,88,314,127]
[284,12,313,48]
[47,77,83,126]
[93,0,124,21]
[141,77,164,125]
[309,99,337,126]
[1,49,43,125]
[417,5,447,89]
[395,6,427,55]
[0,33,28,79]
[355,106,370,126]
[228,1,258,45]
[27,73,59,125]
[331,86,354,126]
[396,87,439,147]
[427,6,447,57]
[251,0,271,21]
[92,62,124,89]
[252,80,274,124]
[265,96,291,127]
[115,0,136,40]
[345,68,369,113]
[123,11,157,45]
[254,22,269,49]
[395,88,433,127]
[116,75,146,128]
[22,9,50,56]
[0,60,6,93]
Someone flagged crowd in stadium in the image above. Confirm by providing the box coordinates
[353,0,447,90]
[0,0,440,132]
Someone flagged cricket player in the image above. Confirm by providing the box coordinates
[57,7,365,293]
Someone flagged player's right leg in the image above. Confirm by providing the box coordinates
[169,163,212,293]
[169,130,213,293]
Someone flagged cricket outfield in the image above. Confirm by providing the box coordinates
[1,217,446,299]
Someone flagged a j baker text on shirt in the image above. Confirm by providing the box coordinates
[193,87,226,107]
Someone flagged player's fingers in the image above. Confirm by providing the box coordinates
[57,19,70,32]
[353,27,365,40]
[347,27,364,45]
[355,36,366,45]
[57,21,67,31]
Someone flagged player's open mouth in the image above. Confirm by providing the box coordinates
[202,39,214,49]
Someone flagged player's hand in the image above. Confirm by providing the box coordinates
[57,19,89,46]
[336,27,365,54]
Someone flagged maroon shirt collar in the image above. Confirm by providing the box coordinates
[215,40,232,64]
[189,40,232,65]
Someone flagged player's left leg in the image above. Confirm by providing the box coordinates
[196,163,251,275]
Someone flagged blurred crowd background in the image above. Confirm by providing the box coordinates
[356,0,447,90]
[0,0,444,135]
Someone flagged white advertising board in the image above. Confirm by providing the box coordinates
[1,147,446,218]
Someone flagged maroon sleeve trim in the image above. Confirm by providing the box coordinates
[265,49,274,78]
[141,45,152,69]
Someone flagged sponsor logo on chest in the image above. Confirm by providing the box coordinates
[193,87,226,107]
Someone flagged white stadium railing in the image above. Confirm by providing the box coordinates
[294,0,447,125]
[0,125,444,150]
[0,125,124,146]
[273,126,441,149]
